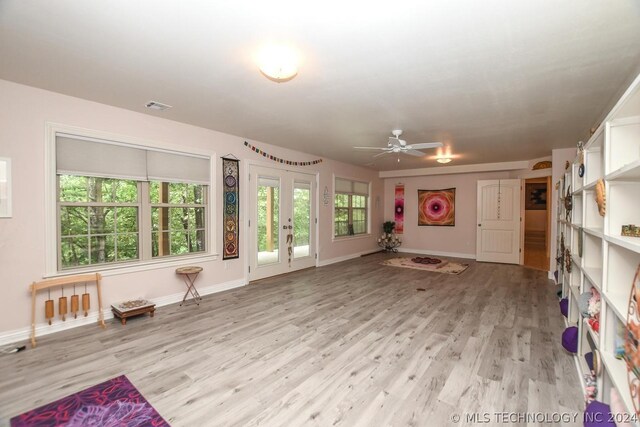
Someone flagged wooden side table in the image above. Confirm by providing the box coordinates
[176,266,203,306]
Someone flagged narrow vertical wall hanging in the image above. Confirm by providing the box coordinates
[222,157,240,260]
[395,184,404,234]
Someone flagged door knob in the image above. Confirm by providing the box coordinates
[478,224,482,227]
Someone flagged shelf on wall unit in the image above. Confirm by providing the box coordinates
[582,266,603,291]
[600,351,635,415]
[584,319,600,345]
[606,158,640,182]
[603,290,628,323]
[571,223,583,229]
[584,228,604,239]
[583,180,598,191]
[606,235,640,255]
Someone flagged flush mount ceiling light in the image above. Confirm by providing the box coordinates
[257,44,298,83]
[435,146,454,163]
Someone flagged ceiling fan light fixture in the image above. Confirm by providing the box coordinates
[436,157,452,164]
[258,44,298,83]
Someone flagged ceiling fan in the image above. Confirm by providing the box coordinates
[354,130,443,158]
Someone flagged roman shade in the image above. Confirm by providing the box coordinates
[56,134,210,184]
[335,177,369,195]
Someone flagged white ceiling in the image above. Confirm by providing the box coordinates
[1,0,639,170]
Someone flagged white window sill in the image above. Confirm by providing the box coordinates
[44,253,219,278]
[332,233,373,242]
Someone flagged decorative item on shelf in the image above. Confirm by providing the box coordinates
[584,371,597,404]
[564,186,572,222]
[624,264,640,417]
[565,248,572,273]
[615,320,627,360]
[595,179,606,217]
[585,350,603,377]
[577,141,585,178]
[622,224,640,238]
[565,160,570,170]
[378,221,401,252]
[578,227,584,257]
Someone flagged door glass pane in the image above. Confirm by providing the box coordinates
[257,178,279,266]
[293,184,311,259]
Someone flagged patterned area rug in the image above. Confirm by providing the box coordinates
[382,256,469,275]
[11,375,168,427]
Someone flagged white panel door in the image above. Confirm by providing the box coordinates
[476,179,521,264]
[249,165,316,281]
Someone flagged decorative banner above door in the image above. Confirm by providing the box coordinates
[222,157,240,260]
[244,141,322,166]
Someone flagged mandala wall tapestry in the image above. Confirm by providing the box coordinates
[223,158,240,260]
[418,188,455,226]
[394,184,404,234]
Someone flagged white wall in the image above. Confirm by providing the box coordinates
[383,171,511,258]
[0,79,383,339]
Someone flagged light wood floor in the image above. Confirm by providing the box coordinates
[0,253,583,426]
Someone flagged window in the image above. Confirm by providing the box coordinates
[55,134,210,271]
[334,177,369,237]
[150,182,206,257]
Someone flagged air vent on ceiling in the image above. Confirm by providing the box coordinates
[145,101,172,111]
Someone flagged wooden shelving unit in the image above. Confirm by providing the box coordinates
[556,71,640,421]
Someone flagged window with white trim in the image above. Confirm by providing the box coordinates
[334,177,369,237]
[56,134,210,271]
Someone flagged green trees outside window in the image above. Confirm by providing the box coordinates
[58,175,207,270]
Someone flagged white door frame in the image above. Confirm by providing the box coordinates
[244,160,319,283]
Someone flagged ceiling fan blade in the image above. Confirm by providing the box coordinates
[409,142,444,150]
[353,146,390,150]
[404,149,427,157]
[373,151,391,158]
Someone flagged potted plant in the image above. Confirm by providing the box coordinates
[383,221,396,234]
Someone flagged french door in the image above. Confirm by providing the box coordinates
[476,179,521,264]
[249,165,317,281]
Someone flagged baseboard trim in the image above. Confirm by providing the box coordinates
[317,252,363,267]
[0,278,247,347]
[396,248,476,260]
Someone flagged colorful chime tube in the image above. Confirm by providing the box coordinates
[82,283,90,317]
[70,285,79,319]
[45,289,54,326]
[59,286,67,321]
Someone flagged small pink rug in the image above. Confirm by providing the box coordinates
[382,257,469,275]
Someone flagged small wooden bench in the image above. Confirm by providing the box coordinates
[111,300,156,325]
